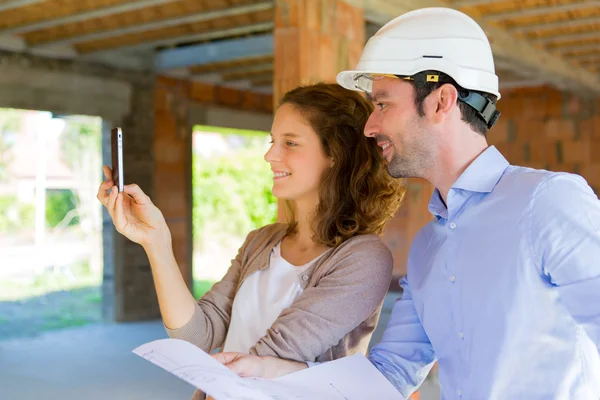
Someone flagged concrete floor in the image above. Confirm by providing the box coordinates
[0,321,195,400]
[0,293,440,400]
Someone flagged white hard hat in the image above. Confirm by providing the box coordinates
[337,7,500,99]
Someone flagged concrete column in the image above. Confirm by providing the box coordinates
[102,79,158,321]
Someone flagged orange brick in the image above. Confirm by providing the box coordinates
[217,86,242,107]
[541,88,564,119]
[588,116,600,138]
[489,117,509,145]
[498,94,523,119]
[564,95,583,117]
[189,81,215,103]
[542,118,576,140]
[591,138,600,160]
[241,91,260,111]
[275,0,300,28]
[582,164,600,187]
[563,138,591,164]
[273,0,361,105]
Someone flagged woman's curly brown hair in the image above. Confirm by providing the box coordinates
[280,83,405,247]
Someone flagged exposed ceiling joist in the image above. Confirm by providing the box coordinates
[499,79,547,90]
[221,72,272,84]
[509,16,600,34]
[154,33,273,71]
[533,31,600,45]
[222,70,273,82]
[484,1,600,22]
[0,33,77,57]
[251,78,272,87]
[34,2,274,48]
[191,62,273,77]
[0,0,180,35]
[567,53,600,61]
[0,33,151,70]
[450,0,514,6]
[579,57,600,65]
[556,43,600,54]
[87,22,273,53]
[0,0,46,13]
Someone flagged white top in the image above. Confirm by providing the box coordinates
[222,241,326,353]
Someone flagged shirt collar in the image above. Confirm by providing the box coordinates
[428,146,509,218]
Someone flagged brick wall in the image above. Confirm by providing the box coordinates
[490,86,600,194]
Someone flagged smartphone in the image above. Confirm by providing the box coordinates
[111,127,124,192]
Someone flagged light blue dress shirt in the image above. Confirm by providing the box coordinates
[369,146,600,399]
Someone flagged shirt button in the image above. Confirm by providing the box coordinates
[457,388,463,396]
[449,222,457,229]
[458,331,464,339]
[449,275,456,283]
[302,275,309,281]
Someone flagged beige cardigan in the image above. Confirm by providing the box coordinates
[166,223,393,396]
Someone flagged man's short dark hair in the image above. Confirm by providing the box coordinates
[411,71,498,137]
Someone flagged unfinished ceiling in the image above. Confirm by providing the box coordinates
[0,0,598,95]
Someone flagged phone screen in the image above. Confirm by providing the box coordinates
[111,127,124,192]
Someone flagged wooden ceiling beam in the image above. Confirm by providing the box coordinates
[33,2,273,48]
[0,0,180,35]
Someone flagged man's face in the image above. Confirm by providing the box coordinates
[364,77,434,179]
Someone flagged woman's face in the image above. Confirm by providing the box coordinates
[264,103,332,202]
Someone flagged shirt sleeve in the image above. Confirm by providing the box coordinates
[368,276,436,398]
[531,173,600,350]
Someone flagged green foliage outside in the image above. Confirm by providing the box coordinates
[192,127,278,247]
[46,189,79,228]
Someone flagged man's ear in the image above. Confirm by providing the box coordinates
[432,83,459,124]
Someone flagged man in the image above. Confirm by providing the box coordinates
[214,7,600,399]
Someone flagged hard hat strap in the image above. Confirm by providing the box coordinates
[457,89,501,129]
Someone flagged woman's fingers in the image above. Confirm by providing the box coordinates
[97,181,113,206]
[212,352,246,365]
[123,184,150,205]
[97,166,114,208]
[103,166,112,181]
[114,188,126,230]
[105,186,119,216]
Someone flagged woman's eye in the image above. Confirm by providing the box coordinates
[286,141,297,147]
[377,103,387,111]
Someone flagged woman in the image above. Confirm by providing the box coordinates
[97,83,404,398]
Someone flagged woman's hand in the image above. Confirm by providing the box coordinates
[96,166,170,249]
[212,352,308,379]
